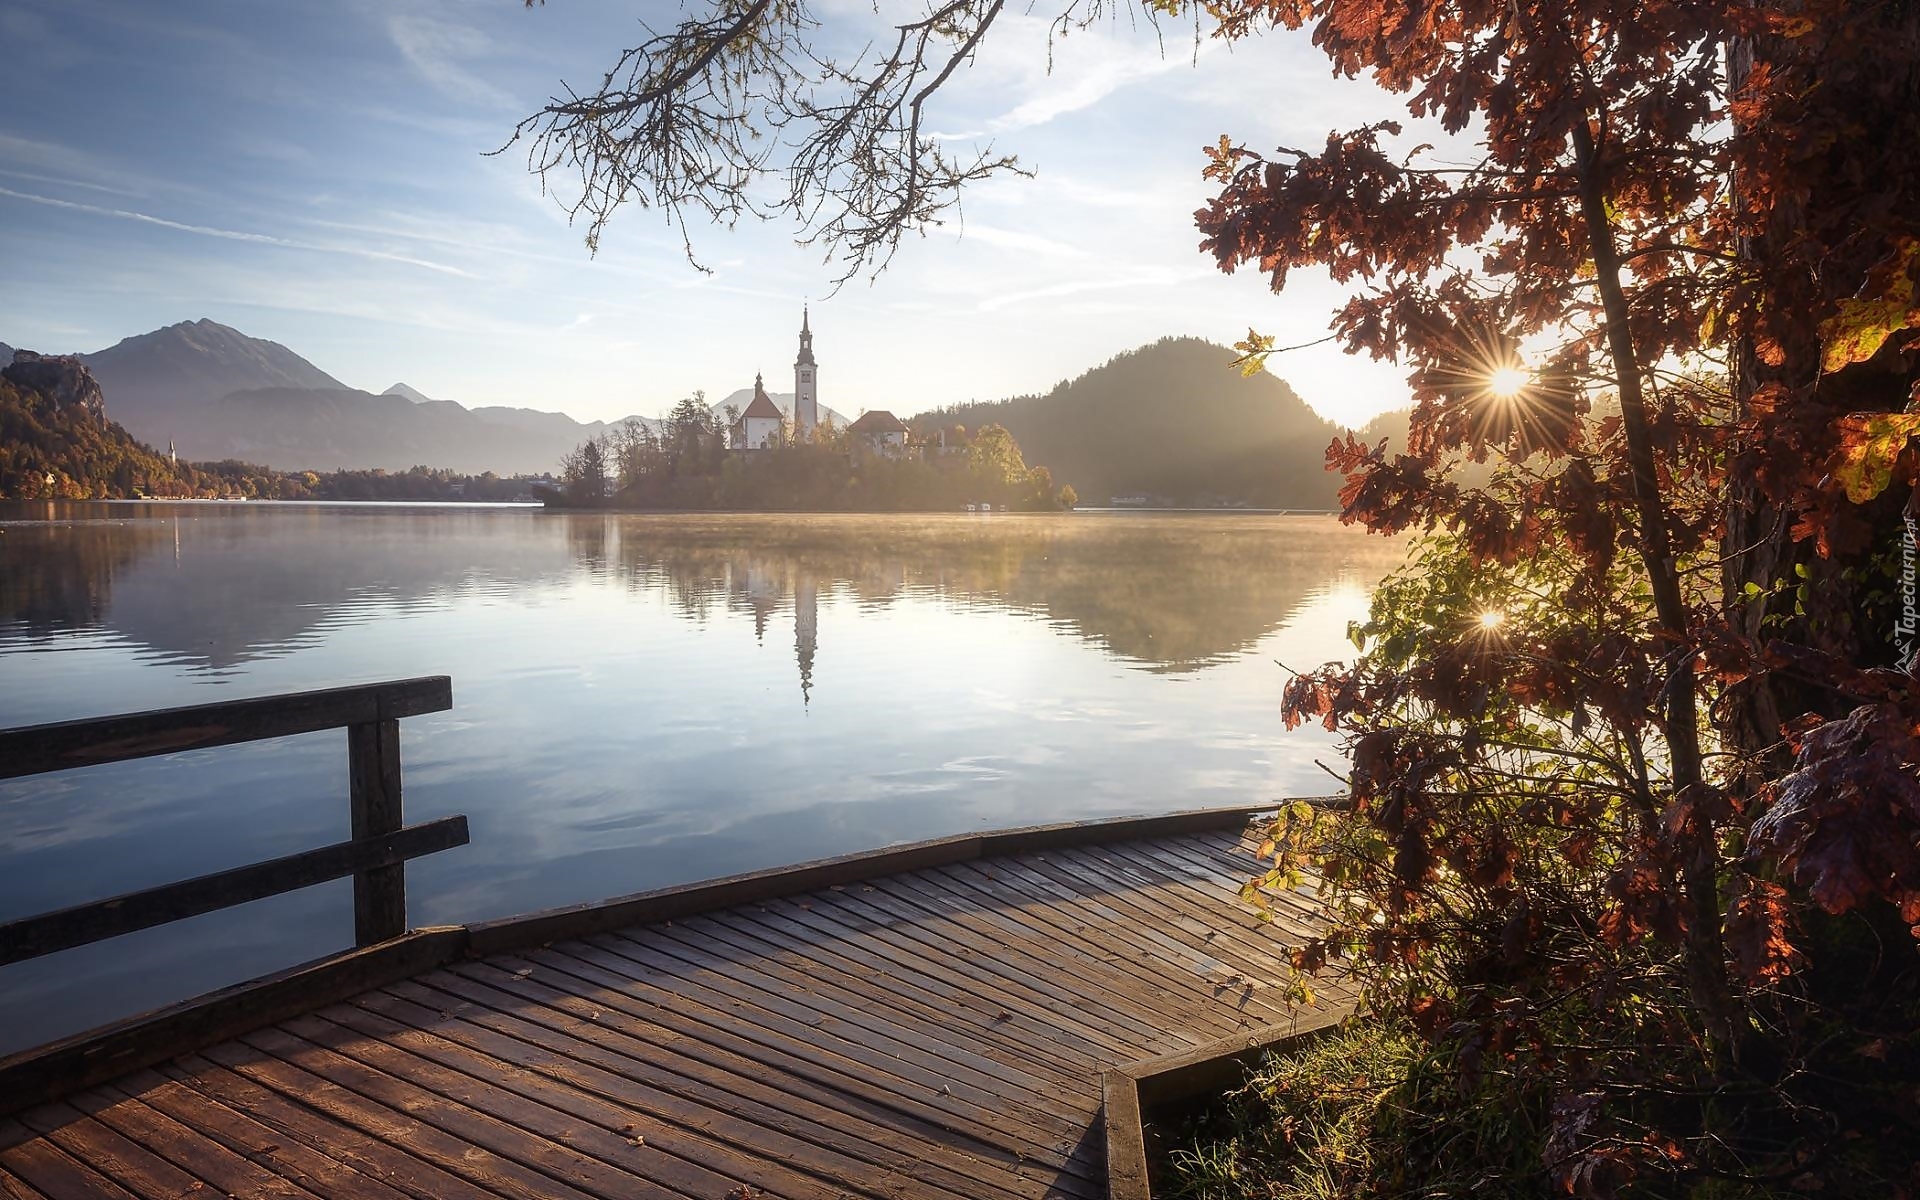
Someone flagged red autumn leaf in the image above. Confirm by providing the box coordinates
[1724,877,1804,983]
[1748,703,1920,923]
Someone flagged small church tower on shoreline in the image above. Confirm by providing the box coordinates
[793,305,818,440]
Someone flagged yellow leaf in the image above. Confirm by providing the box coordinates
[1832,411,1920,503]
[1820,239,1920,375]
[1233,328,1274,376]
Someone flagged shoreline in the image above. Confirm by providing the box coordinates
[4,497,1343,517]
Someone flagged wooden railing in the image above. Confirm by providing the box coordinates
[0,677,467,967]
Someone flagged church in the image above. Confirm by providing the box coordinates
[733,308,821,451]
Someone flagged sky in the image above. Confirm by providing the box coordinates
[0,0,1426,426]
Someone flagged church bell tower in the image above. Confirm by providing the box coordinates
[794,305,818,440]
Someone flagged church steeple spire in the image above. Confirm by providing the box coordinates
[793,304,819,439]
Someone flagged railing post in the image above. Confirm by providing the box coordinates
[348,718,406,945]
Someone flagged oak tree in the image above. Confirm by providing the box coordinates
[512,0,1920,1189]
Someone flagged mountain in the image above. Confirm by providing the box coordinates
[1349,405,1496,489]
[0,319,660,474]
[384,382,436,404]
[148,385,643,474]
[0,342,13,364]
[386,383,658,441]
[919,337,1347,508]
[711,388,848,429]
[1356,407,1410,453]
[477,404,654,442]
[80,319,345,444]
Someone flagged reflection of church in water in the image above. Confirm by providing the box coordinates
[730,560,818,704]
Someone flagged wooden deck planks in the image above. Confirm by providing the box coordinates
[106,1067,418,1200]
[383,972,1035,1200]
[345,988,992,1200]
[1,822,1331,1200]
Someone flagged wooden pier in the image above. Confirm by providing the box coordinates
[0,683,1342,1200]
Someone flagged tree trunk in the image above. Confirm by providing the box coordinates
[1571,117,1742,1065]
[1719,32,1819,794]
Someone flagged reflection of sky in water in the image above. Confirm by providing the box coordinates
[0,502,1404,1051]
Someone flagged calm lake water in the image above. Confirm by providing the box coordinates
[0,501,1404,1051]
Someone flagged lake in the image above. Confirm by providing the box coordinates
[0,502,1405,1051]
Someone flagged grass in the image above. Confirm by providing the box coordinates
[1154,1022,1551,1200]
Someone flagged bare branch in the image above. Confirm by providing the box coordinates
[507,0,1065,285]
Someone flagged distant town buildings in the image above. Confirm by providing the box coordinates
[847,410,910,458]
[733,308,823,451]
[738,374,784,450]
[721,310,975,473]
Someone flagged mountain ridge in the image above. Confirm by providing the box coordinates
[81,319,346,442]
[8,321,1399,490]
[384,382,435,404]
[3,320,655,474]
[917,336,1348,507]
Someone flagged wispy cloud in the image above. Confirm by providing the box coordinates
[0,132,129,189]
[0,130,218,203]
[386,13,515,109]
[0,186,478,278]
[0,167,139,197]
[976,266,1212,313]
[988,52,1195,133]
[936,13,1219,136]
[949,223,1089,259]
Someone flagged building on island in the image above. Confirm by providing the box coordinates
[794,305,818,441]
[734,373,784,450]
[732,307,825,453]
[847,410,910,458]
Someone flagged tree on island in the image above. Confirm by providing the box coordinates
[511,0,1920,1191]
[561,436,611,504]
[555,402,1074,512]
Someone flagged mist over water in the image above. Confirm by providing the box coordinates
[0,502,1404,1050]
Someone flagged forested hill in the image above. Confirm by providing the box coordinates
[917,337,1346,507]
[1,353,192,499]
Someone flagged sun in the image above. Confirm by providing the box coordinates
[1477,609,1505,630]
[1485,366,1530,399]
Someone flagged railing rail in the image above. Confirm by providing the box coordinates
[0,677,466,966]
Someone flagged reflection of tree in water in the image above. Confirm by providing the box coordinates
[0,502,578,668]
[597,513,1405,675]
[564,515,609,576]
[0,505,1402,679]
[0,514,160,634]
